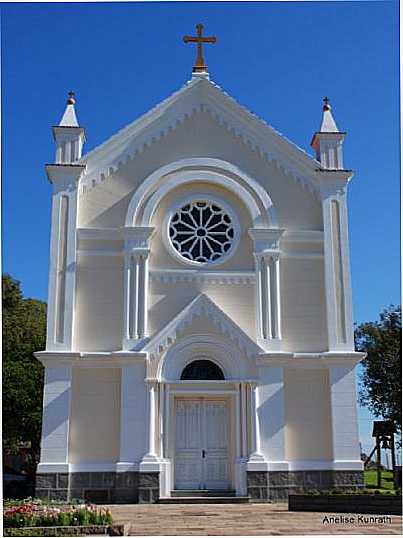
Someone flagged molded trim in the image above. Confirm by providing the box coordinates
[125,158,278,228]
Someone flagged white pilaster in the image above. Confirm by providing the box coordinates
[257,364,288,470]
[247,382,265,469]
[241,382,248,458]
[249,228,284,351]
[164,383,170,459]
[159,382,165,458]
[117,362,148,469]
[235,383,248,495]
[123,256,131,341]
[45,166,85,351]
[329,364,362,468]
[138,253,150,339]
[320,181,354,351]
[122,227,154,351]
[235,385,241,460]
[140,380,160,470]
[37,366,72,470]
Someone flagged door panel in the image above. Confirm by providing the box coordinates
[175,398,229,490]
[175,400,203,489]
[203,401,229,489]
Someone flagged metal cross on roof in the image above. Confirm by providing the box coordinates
[67,91,76,105]
[183,24,217,73]
[323,96,331,110]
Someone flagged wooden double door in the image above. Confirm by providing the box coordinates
[174,398,230,490]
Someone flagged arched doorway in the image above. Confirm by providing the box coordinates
[156,336,255,496]
[175,360,229,490]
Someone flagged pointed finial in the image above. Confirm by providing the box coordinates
[323,96,331,111]
[67,91,76,105]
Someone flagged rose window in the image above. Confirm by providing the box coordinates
[169,201,235,264]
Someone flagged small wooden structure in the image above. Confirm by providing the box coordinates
[365,421,397,489]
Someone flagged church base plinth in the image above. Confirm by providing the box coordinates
[247,470,364,502]
[35,471,160,504]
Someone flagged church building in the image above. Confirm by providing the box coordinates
[35,26,365,503]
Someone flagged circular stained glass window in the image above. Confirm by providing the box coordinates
[168,201,236,264]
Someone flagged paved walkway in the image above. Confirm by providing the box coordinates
[108,503,402,536]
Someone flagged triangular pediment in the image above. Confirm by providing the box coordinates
[143,293,262,359]
[78,76,322,194]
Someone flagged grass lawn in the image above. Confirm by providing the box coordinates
[364,469,395,490]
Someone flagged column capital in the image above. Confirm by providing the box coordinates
[249,228,285,253]
[254,251,280,262]
[125,247,150,259]
[247,380,258,390]
[145,378,159,388]
[124,226,155,251]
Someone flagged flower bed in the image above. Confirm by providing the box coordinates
[4,525,125,537]
[3,499,113,529]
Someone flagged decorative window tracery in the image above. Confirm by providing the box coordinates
[169,201,235,264]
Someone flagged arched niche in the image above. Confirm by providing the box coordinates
[157,334,256,382]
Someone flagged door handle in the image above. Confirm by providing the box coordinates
[202,449,206,458]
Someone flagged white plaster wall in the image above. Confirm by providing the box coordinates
[284,368,333,461]
[149,280,256,340]
[78,112,322,231]
[281,258,328,352]
[69,368,121,463]
[74,255,123,351]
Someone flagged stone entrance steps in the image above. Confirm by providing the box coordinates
[160,490,250,504]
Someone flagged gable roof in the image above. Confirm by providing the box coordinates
[78,76,322,195]
[143,293,262,359]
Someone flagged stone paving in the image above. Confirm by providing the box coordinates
[108,503,403,536]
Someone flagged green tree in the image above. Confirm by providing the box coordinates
[355,305,401,433]
[2,274,47,475]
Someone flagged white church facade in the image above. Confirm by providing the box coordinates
[35,35,365,503]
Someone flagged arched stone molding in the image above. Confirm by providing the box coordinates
[156,334,257,382]
[125,158,278,228]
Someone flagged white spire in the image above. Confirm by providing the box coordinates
[311,97,345,169]
[52,91,85,163]
[59,91,79,127]
[319,97,339,132]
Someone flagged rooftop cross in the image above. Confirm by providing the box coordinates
[323,96,331,110]
[67,91,76,105]
[183,23,216,73]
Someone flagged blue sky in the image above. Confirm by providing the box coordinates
[1,1,400,458]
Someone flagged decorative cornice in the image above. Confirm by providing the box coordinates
[46,163,86,184]
[256,351,365,367]
[77,227,155,252]
[52,125,85,140]
[77,226,154,241]
[143,293,262,360]
[150,269,255,285]
[34,350,147,367]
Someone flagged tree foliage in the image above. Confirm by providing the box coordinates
[2,274,47,475]
[355,305,401,433]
